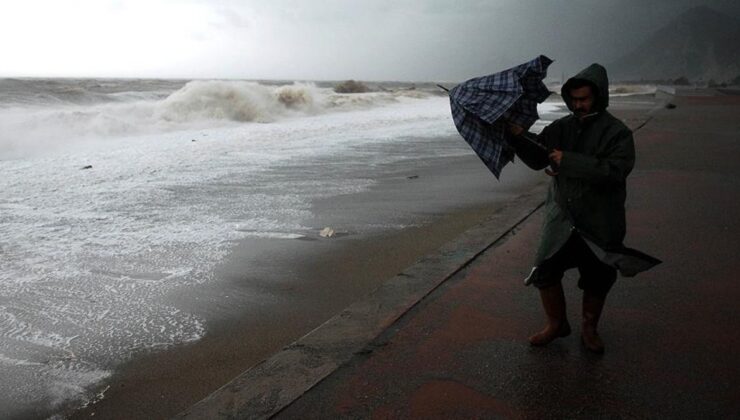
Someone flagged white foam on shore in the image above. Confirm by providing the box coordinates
[0,87,566,415]
[0,93,464,414]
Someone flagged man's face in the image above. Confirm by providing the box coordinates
[569,85,595,118]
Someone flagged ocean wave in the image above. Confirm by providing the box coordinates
[155,80,320,123]
[0,80,437,158]
[0,78,184,107]
[155,80,434,123]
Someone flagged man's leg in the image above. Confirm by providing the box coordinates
[529,281,571,346]
[576,238,617,354]
[581,291,608,353]
[529,235,578,346]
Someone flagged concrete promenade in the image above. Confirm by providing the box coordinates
[181,94,740,419]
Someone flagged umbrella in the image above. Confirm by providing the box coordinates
[447,55,553,179]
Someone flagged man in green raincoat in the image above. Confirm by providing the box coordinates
[509,63,634,354]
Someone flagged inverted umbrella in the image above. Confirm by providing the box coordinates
[447,55,553,179]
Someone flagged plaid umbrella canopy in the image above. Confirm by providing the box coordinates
[448,55,553,179]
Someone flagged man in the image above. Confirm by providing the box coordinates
[508,63,635,354]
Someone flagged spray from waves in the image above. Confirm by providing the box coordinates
[155,81,320,123]
[0,80,435,159]
[154,81,429,122]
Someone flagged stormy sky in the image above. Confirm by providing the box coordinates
[1,0,739,81]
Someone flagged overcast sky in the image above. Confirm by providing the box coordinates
[1,0,739,81]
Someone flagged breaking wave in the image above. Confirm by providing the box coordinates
[156,81,435,123]
[0,80,435,158]
[156,81,320,123]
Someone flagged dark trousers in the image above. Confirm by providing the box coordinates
[533,233,617,299]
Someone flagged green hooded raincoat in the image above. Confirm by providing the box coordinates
[515,63,635,266]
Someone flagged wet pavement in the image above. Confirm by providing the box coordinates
[180,94,740,419]
[274,95,740,419]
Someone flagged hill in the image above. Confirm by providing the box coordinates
[608,6,740,82]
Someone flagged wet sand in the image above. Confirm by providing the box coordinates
[64,149,547,419]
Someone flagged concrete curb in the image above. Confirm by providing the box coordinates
[176,184,548,419]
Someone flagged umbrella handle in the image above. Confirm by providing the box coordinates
[436,84,450,93]
[514,131,560,174]
[518,132,548,152]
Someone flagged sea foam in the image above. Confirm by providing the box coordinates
[0,78,566,416]
[156,81,320,123]
[0,86,466,415]
[0,80,436,159]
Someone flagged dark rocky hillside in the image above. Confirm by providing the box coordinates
[608,6,740,82]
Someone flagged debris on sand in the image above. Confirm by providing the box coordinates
[319,227,335,238]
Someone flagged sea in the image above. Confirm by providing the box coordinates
[0,77,564,417]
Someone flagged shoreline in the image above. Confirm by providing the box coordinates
[65,153,548,419]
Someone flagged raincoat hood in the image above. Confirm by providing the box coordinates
[561,63,609,113]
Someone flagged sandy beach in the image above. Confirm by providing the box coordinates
[61,148,547,419]
[2,80,516,418]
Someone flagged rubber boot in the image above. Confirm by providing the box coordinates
[529,283,571,346]
[581,292,606,354]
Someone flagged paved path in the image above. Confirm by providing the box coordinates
[180,94,740,419]
[275,95,740,419]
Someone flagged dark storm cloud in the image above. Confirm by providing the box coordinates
[382,0,740,82]
[214,0,740,81]
[3,0,739,79]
